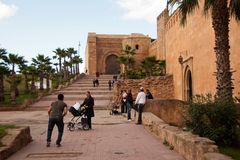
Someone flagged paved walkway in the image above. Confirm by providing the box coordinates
[0,110,184,160]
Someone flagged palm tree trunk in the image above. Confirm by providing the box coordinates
[73,64,76,75]
[31,73,36,92]
[75,64,78,74]
[59,57,62,73]
[46,75,50,90]
[10,74,16,104]
[212,1,233,102]
[55,65,58,73]
[40,72,44,90]
[0,74,4,102]
[63,59,67,81]
[24,74,29,93]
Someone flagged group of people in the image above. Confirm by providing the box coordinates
[120,87,153,124]
[93,78,99,87]
[46,91,95,147]
[46,76,154,147]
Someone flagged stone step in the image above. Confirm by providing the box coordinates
[62,87,111,90]
[56,91,113,95]
[29,100,111,108]
[41,95,112,101]
[25,105,109,111]
[82,76,116,80]
[69,84,110,87]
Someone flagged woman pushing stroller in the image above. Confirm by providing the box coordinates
[80,91,95,129]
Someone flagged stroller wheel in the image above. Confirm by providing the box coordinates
[82,124,90,130]
[67,122,75,131]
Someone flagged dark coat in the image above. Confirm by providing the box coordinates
[81,96,95,117]
[146,92,153,99]
[126,93,133,105]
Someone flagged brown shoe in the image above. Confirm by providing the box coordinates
[46,142,50,147]
[56,144,61,147]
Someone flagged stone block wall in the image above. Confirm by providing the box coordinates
[143,99,184,127]
[142,112,233,160]
[0,126,32,160]
[113,75,174,100]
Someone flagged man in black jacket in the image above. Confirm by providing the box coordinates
[81,91,94,129]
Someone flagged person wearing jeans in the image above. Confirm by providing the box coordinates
[135,87,146,124]
[46,94,67,147]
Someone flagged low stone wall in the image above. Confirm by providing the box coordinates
[0,126,32,160]
[142,112,233,160]
[143,99,185,127]
[113,75,174,100]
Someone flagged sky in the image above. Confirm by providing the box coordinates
[0,0,167,72]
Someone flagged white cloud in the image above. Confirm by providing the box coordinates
[0,1,18,21]
[115,0,167,23]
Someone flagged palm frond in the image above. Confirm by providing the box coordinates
[203,0,215,15]
[179,0,199,25]
[230,0,240,21]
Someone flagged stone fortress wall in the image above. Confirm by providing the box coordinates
[85,0,240,101]
[156,0,240,100]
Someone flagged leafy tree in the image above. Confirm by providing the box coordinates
[168,0,240,102]
[118,45,136,73]
[140,56,166,76]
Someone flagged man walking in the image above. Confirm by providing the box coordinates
[135,87,146,124]
[47,94,67,147]
[81,91,95,129]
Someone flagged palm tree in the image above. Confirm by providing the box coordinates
[0,48,10,102]
[66,48,77,75]
[168,0,240,102]
[53,48,64,73]
[45,66,54,90]
[72,55,82,74]
[32,54,51,90]
[140,56,165,76]
[28,65,38,93]
[19,58,29,93]
[5,53,24,104]
[118,45,136,73]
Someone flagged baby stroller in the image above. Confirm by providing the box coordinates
[108,100,120,115]
[67,102,89,131]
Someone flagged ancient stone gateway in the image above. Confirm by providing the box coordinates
[105,54,120,74]
[85,32,151,75]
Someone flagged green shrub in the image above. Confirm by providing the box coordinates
[184,94,239,146]
[126,70,145,79]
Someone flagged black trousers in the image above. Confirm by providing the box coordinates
[137,104,144,124]
[87,116,92,129]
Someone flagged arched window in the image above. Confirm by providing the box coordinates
[135,44,139,50]
[184,66,193,101]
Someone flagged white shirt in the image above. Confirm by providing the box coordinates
[135,91,146,104]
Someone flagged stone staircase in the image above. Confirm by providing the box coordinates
[26,75,114,111]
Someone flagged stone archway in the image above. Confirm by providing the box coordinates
[105,54,120,74]
[184,66,193,101]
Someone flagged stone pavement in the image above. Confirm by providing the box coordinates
[0,110,184,160]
